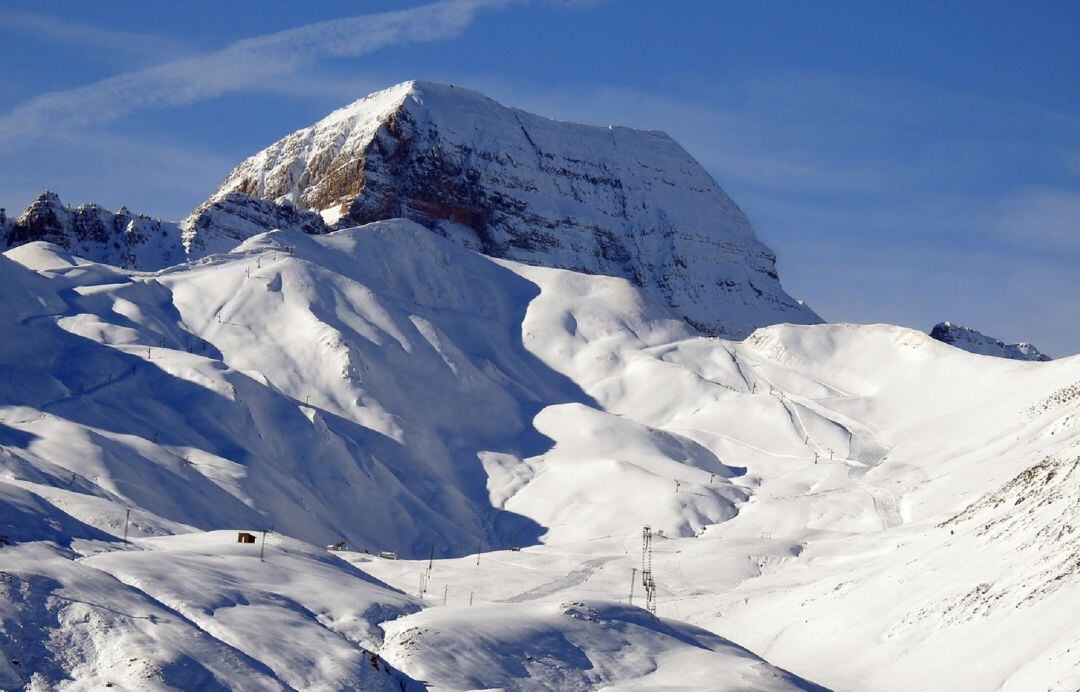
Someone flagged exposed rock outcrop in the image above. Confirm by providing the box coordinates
[930,321,1051,361]
[1,191,333,269]
[1,191,183,270]
[181,192,330,258]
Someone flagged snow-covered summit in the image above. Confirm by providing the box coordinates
[201,80,820,338]
[930,321,1051,361]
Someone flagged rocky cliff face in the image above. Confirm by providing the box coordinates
[181,192,330,258]
[202,80,820,338]
[1,191,183,270]
[930,321,1051,361]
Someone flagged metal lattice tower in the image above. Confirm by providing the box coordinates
[641,525,656,614]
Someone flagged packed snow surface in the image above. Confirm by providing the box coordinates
[1,220,1077,690]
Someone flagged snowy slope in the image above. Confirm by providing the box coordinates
[2,229,559,557]
[2,219,1077,690]
[79,531,420,690]
[201,80,820,338]
[0,223,753,555]
[379,600,823,691]
[930,321,1052,361]
[0,538,419,691]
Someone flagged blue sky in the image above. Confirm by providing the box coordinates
[2,0,1077,355]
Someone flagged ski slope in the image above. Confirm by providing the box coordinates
[1,221,1077,690]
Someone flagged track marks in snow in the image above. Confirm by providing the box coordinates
[664,425,807,461]
[733,350,904,530]
[848,468,903,530]
[502,557,616,602]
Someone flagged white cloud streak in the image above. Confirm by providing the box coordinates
[0,0,504,144]
[0,11,191,64]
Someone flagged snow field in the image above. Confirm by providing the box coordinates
[2,221,1077,689]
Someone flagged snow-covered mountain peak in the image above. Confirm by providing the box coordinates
[930,321,1052,361]
[200,80,820,338]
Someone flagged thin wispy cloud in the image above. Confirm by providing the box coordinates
[0,11,191,65]
[0,0,504,144]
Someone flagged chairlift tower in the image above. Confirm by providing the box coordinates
[641,525,657,614]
